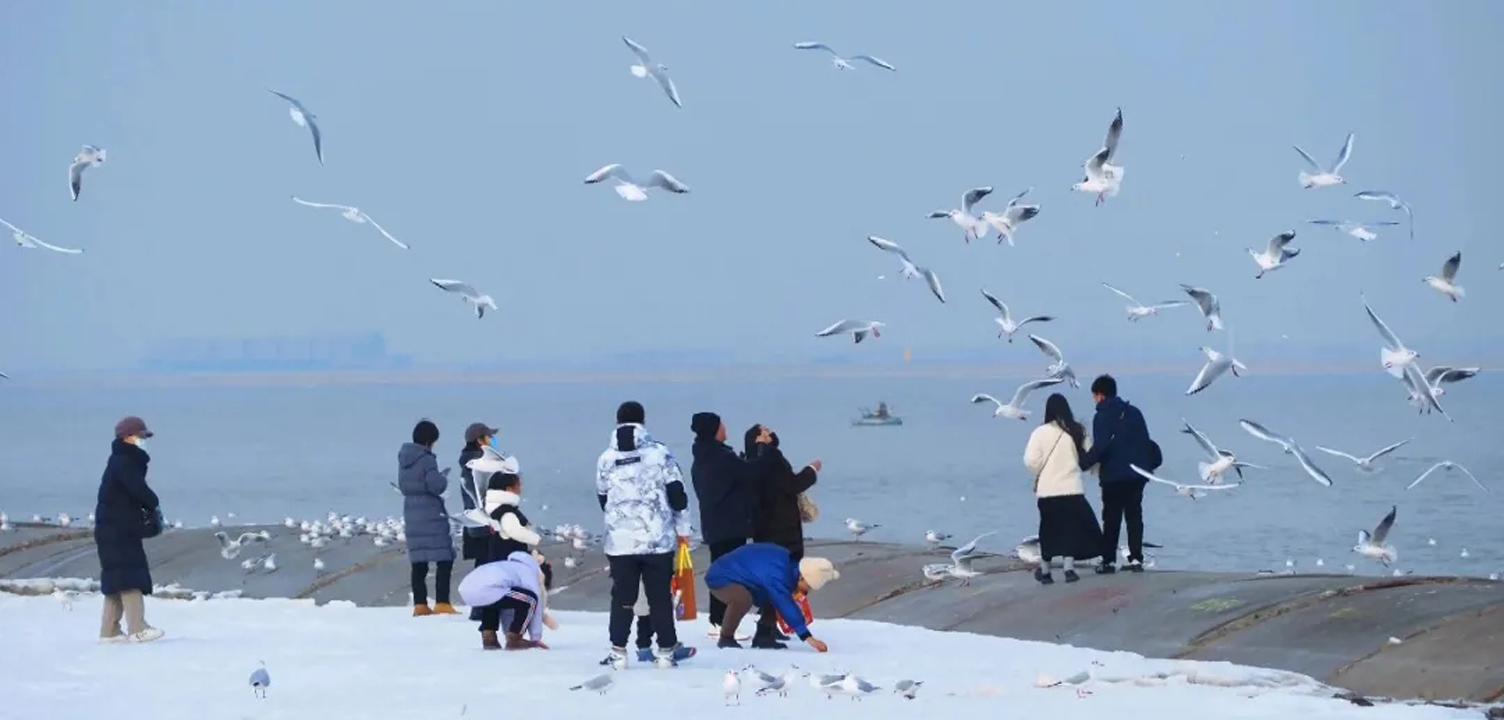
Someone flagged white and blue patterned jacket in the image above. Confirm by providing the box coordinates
[596,423,691,556]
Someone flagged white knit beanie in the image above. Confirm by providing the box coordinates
[798,557,840,592]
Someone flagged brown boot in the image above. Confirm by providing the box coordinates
[505,632,534,650]
[432,602,460,615]
[413,604,433,617]
[481,630,502,650]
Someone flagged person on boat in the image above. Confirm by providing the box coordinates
[874,402,889,419]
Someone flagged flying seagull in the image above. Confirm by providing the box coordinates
[978,187,1041,246]
[1422,366,1479,398]
[1398,361,1451,420]
[1238,419,1333,487]
[1028,334,1078,388]
[1180,419,1262,482]
[1072,107,1124,206]
[1101,283,1187,321]
[0,217,82,254]
[1313,439,1410,474]
[583,164,689,201]
[214,530,269,560]
[1247,231,1300,279]
[1362,295,1417,378]
[1180,284,1223,331]
[1131,464,1240,500]
[970,377,1064,421]
[791,42,895,71]
[867,236,944,303]
[1407,461,1489,494]
[816,319,884,343]
[1306,218,1401,243]
[1293,132,1353,188]
[1423,251,1464,302]
[430,279,497,319]
[68,145,106,201]
[930,531,995,585]
[1353,190,1414,240]
[268,90,324,165]
[1353,506,1397,566]
[290,197,409,249]
[1186,346,1246,396]
[927,187,993,243]
[980,290,1053,341]
[622,37,682,108]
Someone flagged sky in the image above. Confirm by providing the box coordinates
[2,1,1501,373]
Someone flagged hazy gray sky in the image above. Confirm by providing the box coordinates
[2,1,1501,372]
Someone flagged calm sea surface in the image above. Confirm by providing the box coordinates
[0,372,1498,577]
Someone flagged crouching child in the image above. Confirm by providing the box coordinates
[458,550,556,650]
[703,542,837,652]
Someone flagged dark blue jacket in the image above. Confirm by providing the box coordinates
[703,542,811,640]
[690,439,766,545]
[93,439,160,595]
[1079,396,1152,484]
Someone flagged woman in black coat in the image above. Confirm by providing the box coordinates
[743,425,820,564]
[94,416,165,643]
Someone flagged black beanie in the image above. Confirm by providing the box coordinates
[691,412,721,440]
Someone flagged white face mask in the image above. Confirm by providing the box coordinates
[132,437,149,450]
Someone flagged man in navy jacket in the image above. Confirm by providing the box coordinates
[704,543,837,652]
[1078,374,1157,574]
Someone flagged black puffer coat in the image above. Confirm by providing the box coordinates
[93,439,161,595]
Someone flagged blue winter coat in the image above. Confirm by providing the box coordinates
[1079,395,1153,484]
[398,443,456,563]
[93,439,161,596]
[704,542,810,640]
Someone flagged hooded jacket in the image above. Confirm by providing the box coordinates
[596,423,690,556]
[397,442,456,564]
[1079,396,1153,484]
[456,550,548,641]
[703,543,812,640]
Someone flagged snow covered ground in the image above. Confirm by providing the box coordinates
[0,589,1479,720]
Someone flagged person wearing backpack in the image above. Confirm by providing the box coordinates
[1077,375,1161,574]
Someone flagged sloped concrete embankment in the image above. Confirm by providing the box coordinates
[2,525,1500,703]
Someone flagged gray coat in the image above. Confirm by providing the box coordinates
[397,442,457,564]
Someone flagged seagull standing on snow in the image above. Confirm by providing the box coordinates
[1181,420,1262,482]
[1293,132,1353,188]
[970,377,1064,421]
[1423,251,1465,302]
[722,670,741,705]
[845,518,880,540]
[430,279,497,319]
[981,290,1054,341]
[866,236,944,302]
[68,145,106,201]
[815,319,884,343]
[249,662,270,698]
[1185,345,1246,396]
[893,679,924,700]
[1407,461,1489,494]
[791,42,896,71]
[1028,334,1078,388]
[1313,439,1410,474]
[1180,284,1223,331]
[0,217,82,254]
[927,186,993,243]
[1238,419,1333,487]
[1132,464,1240,500]
[1363,296,1418,378]
[978,187,1041,246]
[570,673,615,694]
[290,197,409,249]
[833,674,883,701]
[1101,283,1187,321]
[1247,231,1301,278]
[582,164,689,201]
[1306,218,1401,243]
[268,90,324,165]
[621,37,682,108]
[1071,108,1124,206]
[1353,190,1414,240]
[1353,506,1398,566]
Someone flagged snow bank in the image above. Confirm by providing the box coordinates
[0,595,1477,720]
[0,577,243,601]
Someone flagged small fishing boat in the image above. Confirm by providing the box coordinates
[852,402,903,426]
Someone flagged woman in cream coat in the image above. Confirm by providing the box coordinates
[1023,393,1104,584]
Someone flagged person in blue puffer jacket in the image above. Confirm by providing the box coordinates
[703,542,838,653]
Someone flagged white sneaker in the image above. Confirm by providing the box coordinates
[129,627,164,643]
[99,635,128,644]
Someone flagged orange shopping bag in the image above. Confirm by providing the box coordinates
[671,538,697,621]
[776,591,814,635]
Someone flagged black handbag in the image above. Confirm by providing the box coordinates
[142,506,165,539]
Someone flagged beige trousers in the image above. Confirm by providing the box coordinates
[100,590,148,638]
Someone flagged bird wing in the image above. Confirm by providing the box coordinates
[979,289,1008,318]
[1028,334,1064,363]
[621,36,654,66]
[1102,107,1123,162]
[358,213,409,250]
[1266,231,1296,254]
[1018,315,1054,328]
[792,41,837,55]
[1305,219,1344,226]
[867,235,912,263]
[1009,377,1063,407]
[1181,420,1220,459]
[1364,439,1411,462]
[291,196,356,212]
[647,170,690,193]
[1426,367,1479,385]
[1330,132,1355,172]
[969,393,1002,409]
[431,279,479,298]
[1186,482,1240,491]
[1101,282,1140,305]
[1083,146,1110,178]
[851,54,895,71]
[1406,462,1445,490]
[817,319,861,336]
[1313,446,1362,464]
[268,89,307,112]
[1131,464,1179,488]
[1354,190,1399,207]
[1290,446,1334,487]
[1441,251,1461,282]
[652,70,683,108]
[10,224,82,254]
[306,115,324,165]
[1362,296,1404,351]
[950,531,996,563]
[68,160,86,200]
[1180,284,1214,314]
[235,532,263,545]
[961,187,993,213]
[1371,505,1397,545]
[1185,356,1229,396]
[1004,186,1033,209]
[1453,463,1489,493]
[584,163,631,185]
[1402,362,1451,420]
[919,267,945,303]
[1238,419,1290,447]
[1292,144,1322,171]
[1148,300,1189,310]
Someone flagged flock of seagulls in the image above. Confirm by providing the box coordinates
[573,665,912,703]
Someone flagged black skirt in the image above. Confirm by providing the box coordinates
[1037,494,1103,561]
